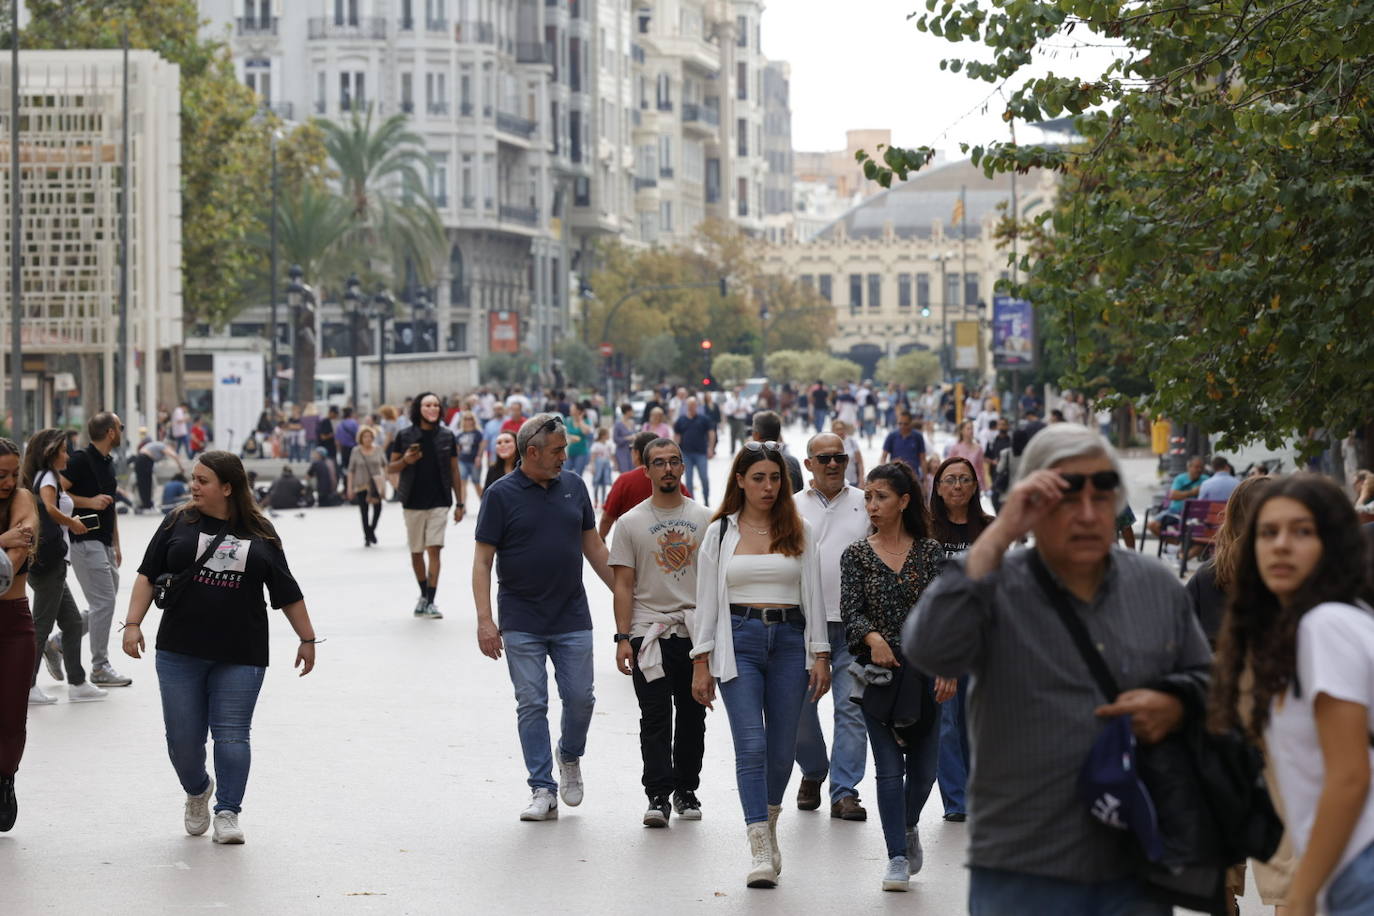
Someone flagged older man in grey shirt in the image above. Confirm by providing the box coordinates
[905,423,1210,915]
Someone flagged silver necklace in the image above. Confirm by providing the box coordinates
[870,535,912,556]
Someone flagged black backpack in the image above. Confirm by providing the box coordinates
[30,481,68,576]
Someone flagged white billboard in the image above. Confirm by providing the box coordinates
[212,352,264,455]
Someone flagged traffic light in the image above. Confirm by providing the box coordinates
[702,376,716,390]
[920,306,931,317]
[700,339,712,351]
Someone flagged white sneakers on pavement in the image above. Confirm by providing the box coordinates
[883,856,912,892]
[68,682,108,702]
[212,810,245,844]
[185,778,215,836]
[90,664,132,687]
[520,788,558,821]
[557,756,583,807]
[27,686,57,705]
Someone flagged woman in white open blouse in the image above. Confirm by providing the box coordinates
[690,440,830,890]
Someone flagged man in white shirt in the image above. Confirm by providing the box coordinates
[609,437,712,827]
[723,386,752,453]
[793,432,872,819]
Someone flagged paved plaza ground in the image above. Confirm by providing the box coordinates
[2,430,1273,914]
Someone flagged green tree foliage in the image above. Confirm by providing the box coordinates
[711,353,755,385]
[555,338,598,389]
[19,0,274,327]
[637,334,681,384]
[876,351,942,391]
[862,0,1374,453]
[820,357,864,387]
[584,222,833,381]
[765,349,830,386]
[480,352,530,387]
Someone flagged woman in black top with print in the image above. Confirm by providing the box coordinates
[927,455,994,822]
[122,450,317,845]
[839,461,954,892]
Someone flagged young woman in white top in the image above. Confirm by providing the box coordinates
[1209,474,1374,916]
[21,429,105,704]
[691,440,830,890]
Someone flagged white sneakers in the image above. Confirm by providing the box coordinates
[557,757,583,807]
[212,810,245,844]
[883,856,912,892]
[520,788,558,821]
[68,682,108,703]
[185,778,215,836]
[27,686,57,705]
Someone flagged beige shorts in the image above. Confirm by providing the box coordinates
[404,506,450,552]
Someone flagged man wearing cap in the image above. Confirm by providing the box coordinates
[905,423,1210,914]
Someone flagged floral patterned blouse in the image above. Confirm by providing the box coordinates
[840,536,945,659]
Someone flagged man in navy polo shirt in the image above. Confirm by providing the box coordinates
[672,396,715,505]
[473,413,614,822]
[880,410,928,479]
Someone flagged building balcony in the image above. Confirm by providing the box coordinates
[426,19,449,33]
[433,193,449,207]
[682,103,719,131]
[307,17,388,40]
[632,44,646,65]
[462,195,476,209]
[400,100,415,114]
[314,99,326,115]
[516,42,546,64]
[656,99,674,113]
[634,177,658,191]
[339,97,370,113]
[460,101,474,116]
[399,17,414,31]
[456,21,495,44]
[268,101,294,120]
[499,205,539,226]
[496,111,537,138]
[659,167,674,180]
[427,101,449,116]
[236,17,278,36]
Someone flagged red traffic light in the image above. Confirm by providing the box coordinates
[700,339,712,350]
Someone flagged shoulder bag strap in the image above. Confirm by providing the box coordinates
[179,520,231,584]
[1028,550,1122,702]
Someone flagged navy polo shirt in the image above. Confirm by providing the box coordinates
[474,467,596,635]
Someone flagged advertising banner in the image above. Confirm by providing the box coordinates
[954,320,981,370]
[212,352,264,454]
[490,311,520,354]
[992,296,1036,369]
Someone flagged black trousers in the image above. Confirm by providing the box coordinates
[134,454,155,510]
[630,634,706,799]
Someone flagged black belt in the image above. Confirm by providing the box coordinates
[729,604,803,625]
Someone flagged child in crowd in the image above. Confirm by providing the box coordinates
[590,427,615,506]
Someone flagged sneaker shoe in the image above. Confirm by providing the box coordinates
[643,795,671,828]
[519,788,558,821]
[212,810,244,844]
[830,795,867,821]
[27,686,57,705]
[882,856,911,892]
[943,811,967,822]
[672,790,702,821]
[906,827,923,875]
[185,778,215,836]
[0,775,16,832]
[796,777,822,811]
[68,681,108,703]
[90,664,132,687]
[557,755,584,807]
[42,634,64,682]
[421,601,444,619]
[412,596,429,618]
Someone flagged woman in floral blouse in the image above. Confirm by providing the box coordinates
[840,460,956,893]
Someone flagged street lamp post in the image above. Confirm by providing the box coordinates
[370,289,395,406]
[343,273,362,410]
[286,264,318,407]
[414,288,431,353]
[268,131,280,406]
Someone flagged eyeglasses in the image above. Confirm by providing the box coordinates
[939,475,975,487]
[811,452,849,466]
[649,457,684,470]
[1059,470,1121,494]
[744,440,781,454]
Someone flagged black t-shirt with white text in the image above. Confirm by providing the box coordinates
[139,512,303,666]
[940,521,972,560]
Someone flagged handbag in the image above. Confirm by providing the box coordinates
[1027,551,1283,915]
[152,521,230,610]
[29,482,68,576]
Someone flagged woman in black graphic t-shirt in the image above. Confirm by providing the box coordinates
[927,455,994,824]
[122,450,318,846]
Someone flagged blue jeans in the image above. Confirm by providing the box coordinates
[1328,837,1374,914]
[681,451,709,504]
[503,629,595,792]
[937,675,971,815]
[969,867,1169,916]
[718,615,809,825]
[155,650,266,814]
[795,620,867,803]
[863,702,939,860]
[565,453,590,478]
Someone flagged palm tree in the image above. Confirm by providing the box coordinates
[316,107,446,291]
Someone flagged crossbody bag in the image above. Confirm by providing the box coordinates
[153,521,230,610]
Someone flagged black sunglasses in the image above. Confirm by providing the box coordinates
[811,452,849,466]
[1059,470,1121,494]
[539,416,565,434]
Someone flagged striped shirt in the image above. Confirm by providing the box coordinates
[903,547,1211,883]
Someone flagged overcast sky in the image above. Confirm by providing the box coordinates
[763,0,1121,158]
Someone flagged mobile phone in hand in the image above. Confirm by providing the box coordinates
[75,512,101,531]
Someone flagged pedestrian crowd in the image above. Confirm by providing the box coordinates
[1,384,1373,916]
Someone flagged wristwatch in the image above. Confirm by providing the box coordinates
[613,632,632,643]
[456,502,466,509]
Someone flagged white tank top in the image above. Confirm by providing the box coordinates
[726,553,803,605]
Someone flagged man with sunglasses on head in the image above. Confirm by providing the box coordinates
[904,423,1211,915]
[474,413,615,822]
[608,437,711,827]
[793,433,871,820]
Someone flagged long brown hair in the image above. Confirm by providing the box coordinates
[929,456,992,543]
[172,450,280,545]
[1208,474,1373,738]
[712,445,805,557]
[21,428,68,490]
[1211,476,1275,591]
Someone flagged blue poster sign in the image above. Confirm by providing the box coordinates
[992,296,1036,369]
